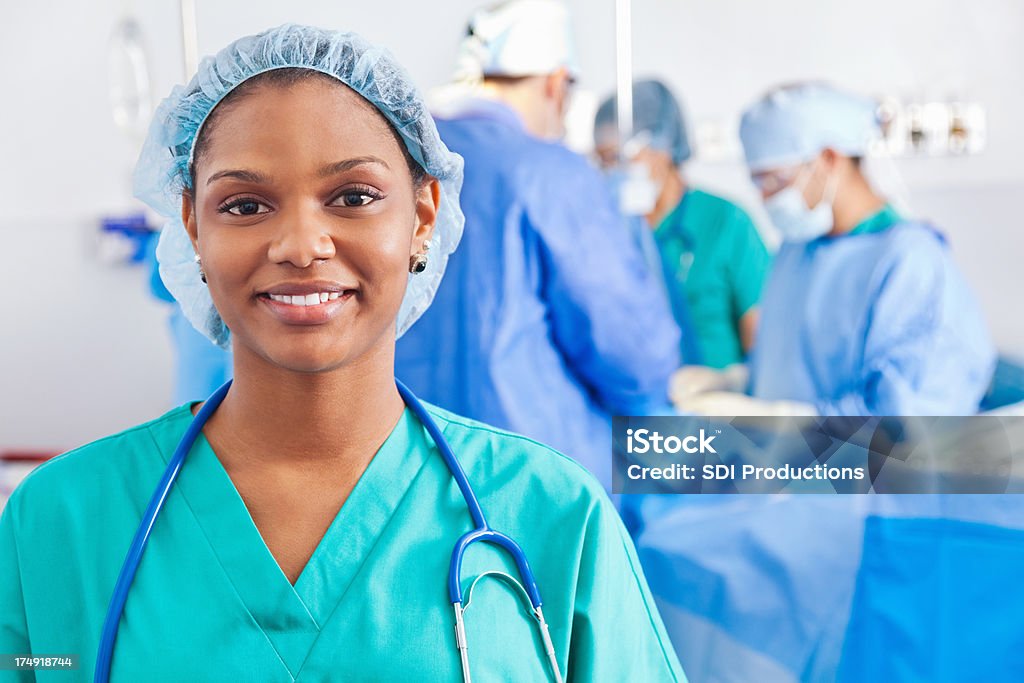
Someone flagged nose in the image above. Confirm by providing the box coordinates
[266,204,337,267]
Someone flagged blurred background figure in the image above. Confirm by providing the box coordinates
[396,0,680,490]
[594,80,772,369]
[143,231,232,405]
[636,83,1014,683]
[674,83,996,417]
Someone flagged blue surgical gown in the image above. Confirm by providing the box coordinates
[750,207,995,414]
[0,403,685,681]
[621,208,1008,681]
[396,99,681,488]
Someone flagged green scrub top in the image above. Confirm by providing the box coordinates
[655,188,772,368]
[0,403,685,682]
[847,203,901,237]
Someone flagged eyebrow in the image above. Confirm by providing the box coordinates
[206,169,271,186]
[317,156,390,177]
[205,156,390,187]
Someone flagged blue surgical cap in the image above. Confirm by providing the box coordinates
[135,24,465,348]
[739,83,880,172]
[593,79,691,165]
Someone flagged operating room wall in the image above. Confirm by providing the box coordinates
[1,0,1021,449]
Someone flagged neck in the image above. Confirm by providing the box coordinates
[207,339,405,467]
[647,170,686,228]
[480,80,548,138]
[830,178,887,236]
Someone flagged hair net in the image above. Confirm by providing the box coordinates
[593,79,692,165]
[135,24,464,348]
[453,0,580,82]
[739,82,881,172]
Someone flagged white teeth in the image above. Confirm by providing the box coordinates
[268,292,345,306]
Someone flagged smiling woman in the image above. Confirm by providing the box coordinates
[182,68,439,374]
[0,24,684,683]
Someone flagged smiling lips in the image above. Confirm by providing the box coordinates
[258,284,356,324]
[267,291,344,306]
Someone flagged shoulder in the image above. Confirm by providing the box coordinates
[5,406,192,523]
[507,137,601,185]
[878,221,947,251]
[689,188,755,224]
[689,187,738,212]
[689,188,764,245]
[870,222,950,277]
[424,403,610,510]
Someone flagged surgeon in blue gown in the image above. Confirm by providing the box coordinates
[396,1,681,489]
[674,82,995,417]
[637,84,1018,683]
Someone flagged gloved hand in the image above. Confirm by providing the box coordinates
[670,364,750,405]
[675,391,817,417]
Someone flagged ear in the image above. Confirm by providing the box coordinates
[411,177,441,253]
[820,147,840,170]
[181,190,200,252]
[544,68,570,100]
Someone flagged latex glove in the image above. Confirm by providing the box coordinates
[675,391,817,417]
[670,364,750,404]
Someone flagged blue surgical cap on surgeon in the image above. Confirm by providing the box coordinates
[594,79,692,165]
[134,24,465,348]
[739,83,880,172]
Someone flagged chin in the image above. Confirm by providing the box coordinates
[257,333,365,374]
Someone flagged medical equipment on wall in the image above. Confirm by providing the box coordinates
[107,16,152,140]
[876,97,986,157]
[94,380,564,683]
[101,15,157,265]
[95,212,156,265]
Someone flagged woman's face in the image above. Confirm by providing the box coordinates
[182,77,440,373]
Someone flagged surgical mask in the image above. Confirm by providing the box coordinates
[764,163,839,243]
[616,162,660,216]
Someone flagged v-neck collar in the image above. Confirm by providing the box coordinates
[166,406,431,678]
[655,189,696,245]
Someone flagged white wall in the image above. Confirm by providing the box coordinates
[1,0,1021,449]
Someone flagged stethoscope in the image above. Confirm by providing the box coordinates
[95,379,564,683]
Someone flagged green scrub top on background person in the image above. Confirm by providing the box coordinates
[0,402,685,682]
[655,188,772,368]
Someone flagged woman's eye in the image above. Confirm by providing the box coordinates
[221,199,270,216]
[338,192,375,207]
[332,187,383,208]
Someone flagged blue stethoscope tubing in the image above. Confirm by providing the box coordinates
[95,379,563,682]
